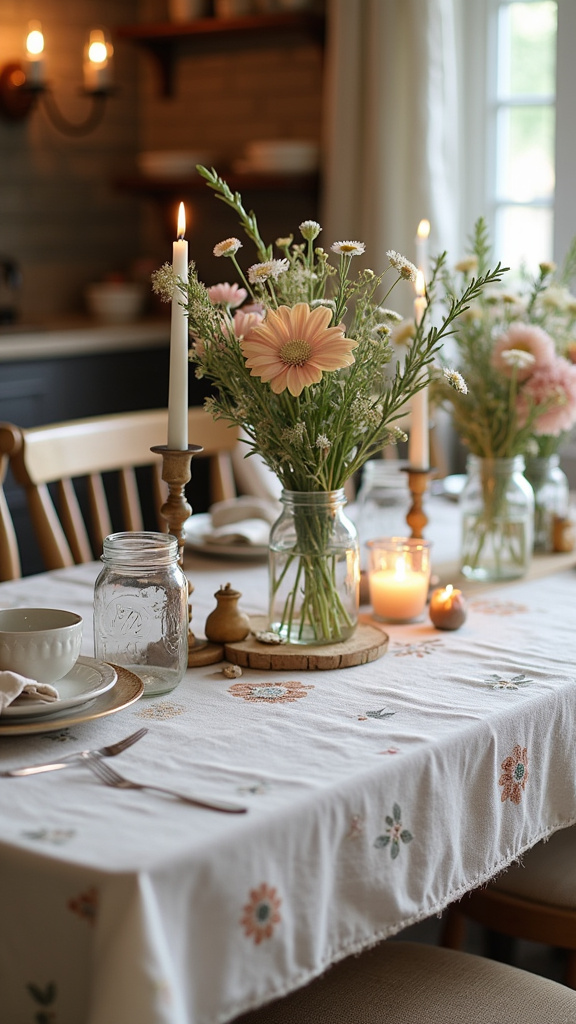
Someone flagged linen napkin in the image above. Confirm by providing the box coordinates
[205,518,271,547]
[0,671,59,714]
[204,496,281,547]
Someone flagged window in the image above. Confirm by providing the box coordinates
[459,0,576,272]
[491,0,557,271]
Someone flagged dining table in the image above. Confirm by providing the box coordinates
[1,495,576,1024]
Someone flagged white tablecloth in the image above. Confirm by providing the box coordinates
[0,550,575,1024]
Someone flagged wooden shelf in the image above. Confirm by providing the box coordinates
[115,170,320,198]
[115,12,325,96]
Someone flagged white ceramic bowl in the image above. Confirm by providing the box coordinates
[0,607,83,684]
[85,282,146,325]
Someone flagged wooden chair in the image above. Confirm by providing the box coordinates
[232,939,576,1024]
[442,825,576,987]
[0,407,239,580]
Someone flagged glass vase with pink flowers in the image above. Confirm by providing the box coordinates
[152,174,504,642]
[433,220,576,573]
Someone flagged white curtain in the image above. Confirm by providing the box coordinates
[321,0,461,317]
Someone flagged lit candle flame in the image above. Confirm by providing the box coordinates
[417,219,430,241]
[177,202,186,240]
[440,584,454,603]
[394,555,407,581]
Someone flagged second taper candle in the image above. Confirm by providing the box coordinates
[168,202,189,450]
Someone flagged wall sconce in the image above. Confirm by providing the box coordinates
[0,22,114,136]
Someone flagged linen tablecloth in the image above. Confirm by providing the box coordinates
[0,552,575,1024]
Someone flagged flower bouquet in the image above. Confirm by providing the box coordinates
[153,171,504,642]
[433,220,576,574]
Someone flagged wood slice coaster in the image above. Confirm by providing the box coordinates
[188,638,224,667]
[224,616,389,671]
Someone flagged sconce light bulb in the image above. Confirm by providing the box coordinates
[26,23,45,57]
[88,40,108,64]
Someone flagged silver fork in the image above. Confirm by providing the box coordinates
[82,754,248,814]
[1,728,149,777]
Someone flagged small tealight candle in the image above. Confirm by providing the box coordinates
[429,584,467,631]
[367,537,431,623]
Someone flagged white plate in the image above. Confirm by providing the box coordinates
[183,513,269,560]
[0,666,143,736]
[3,657,117,720]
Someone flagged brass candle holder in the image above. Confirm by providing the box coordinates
[151,444,224,667]
[403,466,434,539]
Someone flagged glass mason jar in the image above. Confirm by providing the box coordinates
[524,455,569,553]
[354,459,411,570]
[93,531,189,696]
[460,456,534,582]
[268,489,360,645]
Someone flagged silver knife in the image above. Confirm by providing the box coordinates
[0,728,148,777]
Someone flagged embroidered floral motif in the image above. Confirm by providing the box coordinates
[367,707,396,719]
[238,780,270,795]
[228,680,313,703]
[470,599,528,616]
[22,828,75,845]
[136,701,186,720]
[485,673,532,690]
[47,729,77,744]
[241,883,282,943]
[345,814,365,839]
[392,639,443,658]
[374,803,413,858]
[68,886,98,924]
[499,744,529,804]
[67,884,97,925]
[26,980,57,1022]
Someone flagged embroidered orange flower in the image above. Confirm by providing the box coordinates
[228,679,313,703]
[240,302,357,396]
[499,744,529,804]
[241,883,282,944]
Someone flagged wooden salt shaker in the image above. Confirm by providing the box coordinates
[205,583,251,643]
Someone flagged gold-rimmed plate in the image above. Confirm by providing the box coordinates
[2,657,118,719]
[0,666,143,736]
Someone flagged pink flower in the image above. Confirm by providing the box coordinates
[517,356,576,435]
[207,282,247,308]
[492,322,556,380]
[233,308,265,338]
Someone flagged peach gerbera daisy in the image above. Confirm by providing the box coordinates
[491,322,555,380]
[240,302,357,396]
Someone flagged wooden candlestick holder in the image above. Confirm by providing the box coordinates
[150,444,202,561]
[151,444,224,667]
[403,467,434,539]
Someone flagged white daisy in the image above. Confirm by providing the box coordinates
[500,349,536,371]
[443,368,468,394]
[213,237,242,257]
[300,220,322,241]
[386,250,418,282]
[331,241,366,256]
[248,259,289,284]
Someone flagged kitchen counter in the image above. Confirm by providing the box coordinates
[0,319,170,361]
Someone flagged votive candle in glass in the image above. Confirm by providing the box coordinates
[367,537,431,623]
